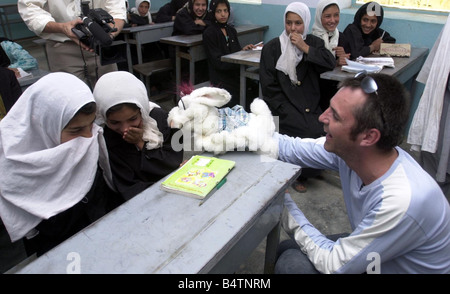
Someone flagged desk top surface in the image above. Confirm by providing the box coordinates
[160,24,268,47]
[221,49,262,67]
[121,21,174,34]
[320,47,429,81]
[9,152,300,274]
[221,47,428,81]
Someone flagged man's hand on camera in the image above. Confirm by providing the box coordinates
[66,19,94,52]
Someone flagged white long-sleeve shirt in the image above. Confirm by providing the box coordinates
[18,0,126,42]
[277,133,450,274]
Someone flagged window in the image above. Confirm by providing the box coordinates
[229,0,262,5]
[356,0,450,13]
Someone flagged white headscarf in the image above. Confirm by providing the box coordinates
[0,72,112,242]
[312,0,340,56]
[131,0,152,23]
[93,71,164,150]
[276,2,311,85]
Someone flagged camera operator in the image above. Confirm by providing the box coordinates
[18,0,126,89]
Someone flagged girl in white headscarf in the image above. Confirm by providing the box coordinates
[93,71,183,201]
[259,2,335,193]
[129,0,154,26]
[311,0,350,110]
[311,0,349,64]
[0,72,122,257]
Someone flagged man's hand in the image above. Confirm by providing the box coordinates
[44,19,93,52]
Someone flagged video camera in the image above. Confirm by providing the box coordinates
[71,1,127,65]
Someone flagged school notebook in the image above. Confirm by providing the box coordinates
[160,155,235,200]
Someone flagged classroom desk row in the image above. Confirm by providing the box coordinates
[159,24,268,99]
[221,47,429,107]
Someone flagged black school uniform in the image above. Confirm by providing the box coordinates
[104,107,183,201]
[343,23,396,60]
[343,2,396,60]
[23,167,123,256]
[259,34,335,139]
[172,6,210,36]
[318,32,347,111]
[202,23,241,107]
[0,67,21,114]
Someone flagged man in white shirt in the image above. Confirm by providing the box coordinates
[18,0,126,89]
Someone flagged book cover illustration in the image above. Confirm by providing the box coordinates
[160,155,235,199]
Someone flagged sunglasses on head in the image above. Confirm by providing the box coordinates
[354,71,386,128]
[354,70,378,96]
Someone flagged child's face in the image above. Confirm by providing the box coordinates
[360,14,378,34]
[138,1,150,16]
[321,4,340,33]
[106,105,143,136]
[285,12,304,35]
[215,3,229,24]
[193,0,207,17]
[60,112,96,144]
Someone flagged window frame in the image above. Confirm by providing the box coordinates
[229,0,262,5]
[353,0,449,14]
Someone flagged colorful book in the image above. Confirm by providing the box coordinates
[160,155,235,200]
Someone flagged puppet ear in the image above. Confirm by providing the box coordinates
[189,87,232,107]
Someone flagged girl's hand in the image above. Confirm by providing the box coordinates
[370,37,383,53]
[194,19,206,26]
[290,32,309,53]
[123,126,145,148]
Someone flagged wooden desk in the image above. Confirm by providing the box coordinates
[121,22,174,72]
[8,152,301,274]
[320,47,429,84]
[221,49,262,107]
[160,24,268,98]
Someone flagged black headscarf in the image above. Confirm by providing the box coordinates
[353,1,384,40]
[209,0,231,28]
[186,0,209,20]
[0,37,11,68]
[171,0,189,14]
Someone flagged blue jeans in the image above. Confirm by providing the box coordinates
[274,233,349,274]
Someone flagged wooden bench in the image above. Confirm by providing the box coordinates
[132,58,174,101]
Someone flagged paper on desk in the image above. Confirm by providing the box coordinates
[341,59,383,74]
[356,56,395,68]
[16,68,33,80]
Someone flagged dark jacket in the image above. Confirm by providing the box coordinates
[202,23,241,106]
[104,107,183,201]
[173,6,209,35]
[259,35,335,138]
[343,2,396,59]
[0,67,21,113]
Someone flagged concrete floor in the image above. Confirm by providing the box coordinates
[0,38,432,274]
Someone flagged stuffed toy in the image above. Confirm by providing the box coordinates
[168,86,278,158]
